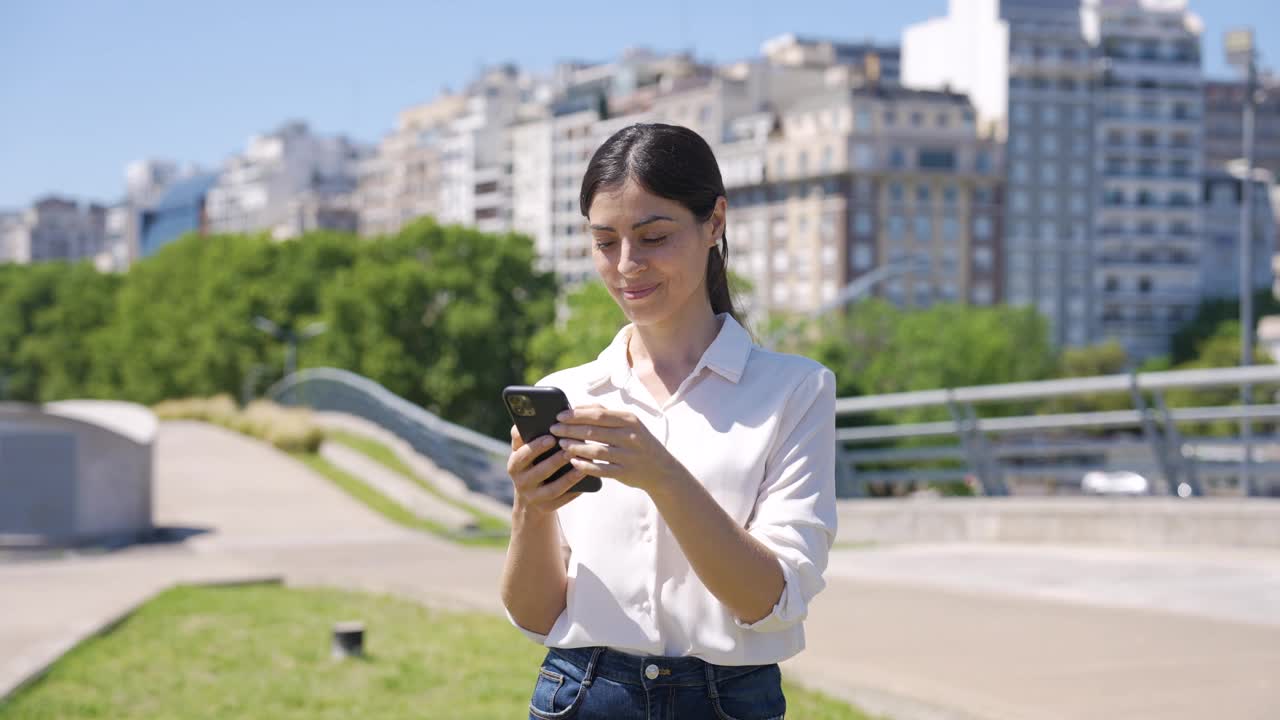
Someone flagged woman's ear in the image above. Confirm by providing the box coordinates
[707,196,727,247]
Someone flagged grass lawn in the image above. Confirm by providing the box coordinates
[0,585,881,720]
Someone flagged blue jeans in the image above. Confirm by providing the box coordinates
[527,646,786,720]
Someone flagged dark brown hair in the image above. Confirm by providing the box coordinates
[580,123,739,322]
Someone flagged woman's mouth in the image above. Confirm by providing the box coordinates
[622,284,658,300]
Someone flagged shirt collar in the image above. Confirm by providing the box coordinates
[585,313,755,392]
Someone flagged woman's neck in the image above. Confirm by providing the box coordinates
[627,301,722,380]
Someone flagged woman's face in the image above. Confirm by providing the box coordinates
[586,179,725,327]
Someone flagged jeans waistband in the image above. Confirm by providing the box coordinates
[546,646,772,688]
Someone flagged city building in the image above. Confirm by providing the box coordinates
[1087,0,1205,359]
[138,172,220,258]
[1204,77,1280,177]
[761,33,901,83]
[904,0,1097,348]
[1201,166,1276,300]
[358,94,466,237]
[1,196,106,264]
[722,84,1003,317]
[205,121,368,239]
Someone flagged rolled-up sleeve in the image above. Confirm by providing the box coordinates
[735,366,838,633]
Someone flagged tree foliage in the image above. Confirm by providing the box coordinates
[0,219,555,438]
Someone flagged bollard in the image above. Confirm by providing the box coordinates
[332,621,365,660]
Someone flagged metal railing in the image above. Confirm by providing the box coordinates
[266,365,1280,506]
[836,364,1280,499]
[267,368,515,504]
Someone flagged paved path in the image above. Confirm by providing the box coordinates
[4,420,1280,720]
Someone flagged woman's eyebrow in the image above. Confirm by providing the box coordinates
[588,214,675,232]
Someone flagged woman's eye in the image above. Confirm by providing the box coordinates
[593,240,615,250]
[642,235,668,245]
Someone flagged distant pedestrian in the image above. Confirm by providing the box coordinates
[501,123,837,719]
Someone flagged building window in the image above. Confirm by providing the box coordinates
[974,216,992,239]
[974,246,993,269]
[854,211,873,235]
[918,148,956,170]
[914,215,933,240]
[889,147,906,169]
[853,143,875,169]
[855,108,874,132]
[916,184,931,204]
[853,243,873,270]
[888,215,906,239]
[889,182,905,202]
[942,216,960,240]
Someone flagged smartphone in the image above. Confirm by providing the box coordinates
[502,385,603,493]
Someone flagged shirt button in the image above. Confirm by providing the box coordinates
[645,664,660,680]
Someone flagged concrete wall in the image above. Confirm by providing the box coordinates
[0,401,155,547]
[838,497,1280,549]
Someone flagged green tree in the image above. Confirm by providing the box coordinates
[524,280,626,384]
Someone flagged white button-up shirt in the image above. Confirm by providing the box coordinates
[506,313,838,666]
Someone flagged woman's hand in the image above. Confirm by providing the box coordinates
[549,405,688,496]
[507,425,588,516]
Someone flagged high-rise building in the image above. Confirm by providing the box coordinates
[1204,78,1280,178]
[206,121,368,239]
[1201,166,1277,299]
[905,0,1096,348]
[722,84,1003,317]
[1087,0,1204,359]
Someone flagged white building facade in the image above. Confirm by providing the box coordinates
[206,121,367,240]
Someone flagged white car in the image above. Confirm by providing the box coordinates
[1081,470,1149,496]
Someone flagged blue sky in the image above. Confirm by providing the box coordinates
[1,0,1275,208]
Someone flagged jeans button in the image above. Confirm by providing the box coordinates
[645,664,660,680]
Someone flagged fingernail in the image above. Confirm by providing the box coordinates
[549,424,564,434]
[556,411,569,421]
[558,439,570,448]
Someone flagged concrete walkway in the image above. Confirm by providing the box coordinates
[4,420,1279,719]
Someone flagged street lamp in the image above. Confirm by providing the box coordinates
[253,315,328,378]
[1226,27,1261,496]
[763,254,933,350]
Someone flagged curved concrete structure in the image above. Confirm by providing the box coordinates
[0,400,156,547]
[838,497,1280,549]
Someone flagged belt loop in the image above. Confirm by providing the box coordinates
[703,661,719,699]
[582,647,605,688]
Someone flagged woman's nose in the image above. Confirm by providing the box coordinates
[617,241,646,275]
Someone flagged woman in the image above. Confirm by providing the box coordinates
[501,123,837,720]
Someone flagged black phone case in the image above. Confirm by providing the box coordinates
[503,385,603,493]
